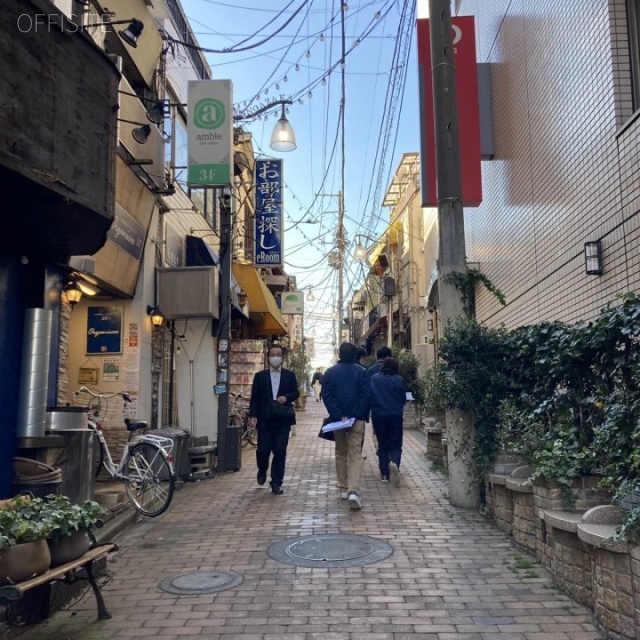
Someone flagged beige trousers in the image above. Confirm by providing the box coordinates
[334,419,365,495]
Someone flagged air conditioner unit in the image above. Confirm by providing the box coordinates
[68,256,97,274]
[157,267,219,319]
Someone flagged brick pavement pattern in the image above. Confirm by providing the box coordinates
[19,401,603,639]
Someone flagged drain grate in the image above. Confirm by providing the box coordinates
[268,534,393,568]
[159,570,243,595]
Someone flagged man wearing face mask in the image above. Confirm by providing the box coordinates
[249,344,300,495]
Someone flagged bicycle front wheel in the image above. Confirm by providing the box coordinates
[123,443,174,517]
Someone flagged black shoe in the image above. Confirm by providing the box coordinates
[257,470,267,485]
[270,482,284,495]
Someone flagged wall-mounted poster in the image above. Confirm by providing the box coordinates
[102,357,120,381]
[87,306,123,354]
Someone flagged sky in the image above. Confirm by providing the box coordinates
[180,0,429,366]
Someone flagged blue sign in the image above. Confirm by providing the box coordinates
[254,159,283,267]
[86,306,122,354]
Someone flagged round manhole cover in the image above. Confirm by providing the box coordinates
[159,570,243,595]
[268,534,393,568]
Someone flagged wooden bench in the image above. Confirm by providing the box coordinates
[0,542,117,621]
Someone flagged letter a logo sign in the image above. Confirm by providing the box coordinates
[194,98,225,129]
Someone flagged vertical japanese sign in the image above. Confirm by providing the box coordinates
[254,159,283,267]
[187,80,233,186]
[416,17,482,207]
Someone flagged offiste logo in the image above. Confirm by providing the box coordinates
[16,13,116,34]
[17,13,80,33]
[194,98,226,130]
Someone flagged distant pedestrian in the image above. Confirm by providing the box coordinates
[321,342,371,510]
[366,345,392,455]
[249,345,299,495]
[311,368,324,401]
[369,357,407,485]
[366,345,392,378]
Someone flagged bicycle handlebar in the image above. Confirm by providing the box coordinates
[74,387,132,404]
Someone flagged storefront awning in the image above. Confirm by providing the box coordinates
[232,263,288,335]
[359,316,387,343]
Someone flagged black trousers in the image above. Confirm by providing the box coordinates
[256,421,291,486]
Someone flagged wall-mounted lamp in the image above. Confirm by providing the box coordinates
[63,281,83,307]
[117,119,152,144]
[427,319,434,332]
[88,18,144,48]
[237,288,248,307]
[112,18,144,48]
[584,240,603,276]
[146,305,164,327]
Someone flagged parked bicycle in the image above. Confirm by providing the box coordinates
[74,387,175,517]
[229,391,257,447]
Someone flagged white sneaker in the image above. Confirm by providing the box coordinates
[348,492,362,510]
[389,462,400,486]
[339,491,349,500]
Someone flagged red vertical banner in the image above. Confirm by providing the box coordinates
[417,17,482,207]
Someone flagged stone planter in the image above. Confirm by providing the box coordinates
[48,529,91,567]
[532,475,613,514]
[0,539,51,585]
[295,395,308,412]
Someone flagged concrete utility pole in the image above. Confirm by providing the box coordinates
[428,0,479,508]
[337,190,345,350]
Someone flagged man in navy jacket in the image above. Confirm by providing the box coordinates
[249,344,299,495]
[321,342,371,510]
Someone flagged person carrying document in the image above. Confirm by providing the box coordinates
[321,342,371,510]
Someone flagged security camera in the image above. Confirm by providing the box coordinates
[221,189,232,207]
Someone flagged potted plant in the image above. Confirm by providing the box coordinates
[36,495,105,566]
[287,350,311,411]
[0,496,52,584]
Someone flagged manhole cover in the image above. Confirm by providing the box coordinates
[159,570,243,595]
[267,534,393,568]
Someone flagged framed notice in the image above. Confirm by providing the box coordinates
[87,306,123,354]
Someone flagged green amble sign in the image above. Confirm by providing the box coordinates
[187,81,233,186]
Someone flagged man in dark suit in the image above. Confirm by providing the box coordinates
[249,344,299,495]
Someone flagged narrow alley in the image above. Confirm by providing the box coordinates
[17,401,602,640]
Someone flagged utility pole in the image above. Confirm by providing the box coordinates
[318,192,345,358]
[429,0,479,508]
[216,188,232,471]
[337,189,345,351]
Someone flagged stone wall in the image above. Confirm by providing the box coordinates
[486,470,640,639]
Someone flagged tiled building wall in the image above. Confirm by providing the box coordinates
[457,0,640,329]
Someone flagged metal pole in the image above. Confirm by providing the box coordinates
[428,0,478,508]
[168,321,176,425]
[337,190,344,349]
[216,189,232,470]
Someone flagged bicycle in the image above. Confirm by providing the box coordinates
[74,387,176,517]
[229,391,257,447]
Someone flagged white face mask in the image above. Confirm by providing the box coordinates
[269,356,283,368]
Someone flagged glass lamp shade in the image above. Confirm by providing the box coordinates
[270,108,297,152]
[64,283,82,306]
[353,243,368,261]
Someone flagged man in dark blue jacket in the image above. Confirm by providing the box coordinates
[321,342,371,510]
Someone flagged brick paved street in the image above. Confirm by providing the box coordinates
[17,400,603,639]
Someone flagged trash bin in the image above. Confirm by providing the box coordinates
[45,408,94,504]
[154,428,190,479]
